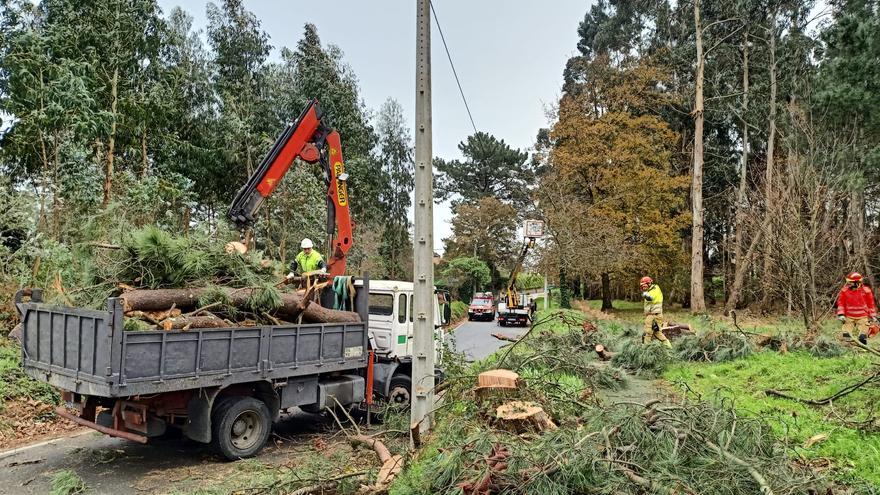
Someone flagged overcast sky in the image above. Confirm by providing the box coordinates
[155,0,590,250]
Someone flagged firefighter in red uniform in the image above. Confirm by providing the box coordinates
[836,272,877,345]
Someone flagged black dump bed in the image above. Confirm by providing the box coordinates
[14,281,369,397]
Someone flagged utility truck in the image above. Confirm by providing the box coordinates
[16,100,449,460]
[496,220,544,327]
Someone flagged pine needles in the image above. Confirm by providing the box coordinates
[101,226,276,290]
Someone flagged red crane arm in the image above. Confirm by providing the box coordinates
[228,99,353,277]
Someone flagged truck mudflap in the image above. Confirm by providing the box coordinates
[54,407,148,444]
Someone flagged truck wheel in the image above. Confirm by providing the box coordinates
[388,375,412,407]
[211,396,272,460]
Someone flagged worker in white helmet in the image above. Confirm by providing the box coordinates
[287,238,325,279]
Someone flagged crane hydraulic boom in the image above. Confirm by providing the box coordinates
[504,238,535,309]
[228,99,353,277]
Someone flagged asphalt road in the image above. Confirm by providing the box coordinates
[0,410,335,495]
[448,317,530,361]
[449,289,545,361]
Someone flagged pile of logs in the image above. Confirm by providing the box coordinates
[120,287,360,331]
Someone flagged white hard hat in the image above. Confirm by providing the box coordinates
[301,238,314,249]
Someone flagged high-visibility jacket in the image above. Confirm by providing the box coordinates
[295,250,325,273]
[643,284,663,315]
[836,285,877,319]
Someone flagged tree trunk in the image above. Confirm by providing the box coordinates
[732,31,750,305]
[759,13,778,312]
[103,67,119,207]
[600,272,613,312]
[690,0,707,314]
[726,215,770,314]
[559,267,571,309]
[51,132,61,240]
[140,128,149,178]
[849,187,873,284]
[120,287,361,323]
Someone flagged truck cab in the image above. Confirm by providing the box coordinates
[363,280,450,405]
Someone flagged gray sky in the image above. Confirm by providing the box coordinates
[156,0,589,250]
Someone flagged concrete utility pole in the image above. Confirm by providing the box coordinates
[411,0,435,436]
[544,274,549,310]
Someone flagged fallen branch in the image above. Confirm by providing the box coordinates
[350,435,403,490]
[705,439,774,495]
[766,370,880,405]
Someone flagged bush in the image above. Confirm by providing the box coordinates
[450,301,468,322]
[0,339,59,405]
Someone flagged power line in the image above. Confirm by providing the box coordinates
[429,0,478,135]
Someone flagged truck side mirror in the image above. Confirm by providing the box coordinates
[443,303,452,325]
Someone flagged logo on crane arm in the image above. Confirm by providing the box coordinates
[334,161,348,206]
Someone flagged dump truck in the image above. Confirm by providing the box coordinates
[15,280,449,460]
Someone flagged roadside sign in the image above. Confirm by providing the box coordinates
[523,220,544,239]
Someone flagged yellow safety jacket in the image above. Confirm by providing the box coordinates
[643,284,663,315]
[295,250,325,273]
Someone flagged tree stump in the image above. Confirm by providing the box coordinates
[594,344,615,361]
[495,401,557,433]
[475,369,519,403]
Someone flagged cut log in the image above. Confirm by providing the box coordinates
[594,344,616,361]
[160,314,230,330]
[477,369,519,388]
[660,322,694,339]
[120,289,201,312]
[224,241,247,255]
[475,369,519,403]
[119,288,360,324]
[126,308,182,324]
[496,401,557,432]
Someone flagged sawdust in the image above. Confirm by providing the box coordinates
[0,398,84,450]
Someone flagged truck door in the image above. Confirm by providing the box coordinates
[368,291,395,355]
[400,292,413,357]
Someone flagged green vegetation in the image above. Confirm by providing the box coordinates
[441,256,491,302]
[450,300,468,323]
[50,470,86,495]
[0,339,59,406]
[391,311,845,494]
[667,351,880,486]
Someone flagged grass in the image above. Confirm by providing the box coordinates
[50,469,87,495]
[0,338,59,406]
[666,350,880,486]
[450,300,468,322]
[391,309,842,494]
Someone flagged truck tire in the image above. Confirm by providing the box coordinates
[211,396,272,460]
[388,375,412,408]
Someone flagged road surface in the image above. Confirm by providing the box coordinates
[448,317,530,361]
[0,410,336,495]
[448,289,544,361]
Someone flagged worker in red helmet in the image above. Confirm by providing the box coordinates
[640,276,671,348]
[836,272,877,345]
